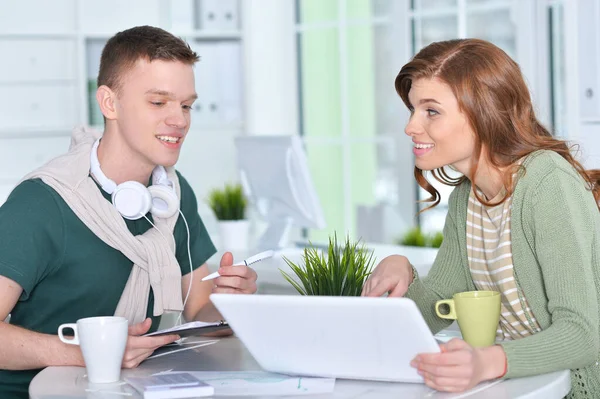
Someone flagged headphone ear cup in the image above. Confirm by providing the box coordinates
[112,181,152,220]
[148,185,179,219]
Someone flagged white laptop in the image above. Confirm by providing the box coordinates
[210,294,440,383]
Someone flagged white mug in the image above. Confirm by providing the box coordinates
[58,316,128,383]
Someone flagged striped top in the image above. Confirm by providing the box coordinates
[405,150,600,398]
[467,187,542,340]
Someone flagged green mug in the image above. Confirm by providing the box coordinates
[435,290,501,347]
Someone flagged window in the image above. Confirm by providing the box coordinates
[296,0,414,244]
[411,0,553,232]
[295,0,555,243]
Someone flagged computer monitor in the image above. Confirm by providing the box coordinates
[235,135,326,250]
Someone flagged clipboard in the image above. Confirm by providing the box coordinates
[145,320,230,338]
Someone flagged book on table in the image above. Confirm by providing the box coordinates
[125,372,214,399]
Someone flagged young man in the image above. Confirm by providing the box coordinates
[0,26,257,398]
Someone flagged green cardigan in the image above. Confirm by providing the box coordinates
[406,150,600,399]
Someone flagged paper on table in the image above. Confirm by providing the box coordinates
[434,330,462,343]
[152,371,336,396]
[147,340,219,360]
[144,320,229,338]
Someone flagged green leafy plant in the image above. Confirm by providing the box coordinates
[398,227,443,248]
[400,227,428,247]
[429,231,444,248]
[207,183,247,221]
[280,234,376,296]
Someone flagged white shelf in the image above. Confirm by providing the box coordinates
[83,31,242,41]
[0,31,242,42]
[176,31,243,40]
[0,33,78,39]
[0,79,77,86]
[581,119,600,125]
[1,0,245,140]
[80,33,124,40]
[0,127,74,138]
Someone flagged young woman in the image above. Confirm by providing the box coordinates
[362,38,600,398]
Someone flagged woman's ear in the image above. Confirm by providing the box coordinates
[96,85,118,120]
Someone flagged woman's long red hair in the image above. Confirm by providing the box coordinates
[395,39,600,211]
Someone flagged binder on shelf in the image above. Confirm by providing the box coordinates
[216,41,243,124]
[85,40,106,127]
[87,79,104,127]
[195,0,221,31]
[85,40,104,78]
[190,41,222,127]
[170,0,194,32]
[218,0,240,31]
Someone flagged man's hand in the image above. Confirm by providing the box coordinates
[361,255,414,297]
[213,252,258,294]
[411,338,507,392]
[121,318,179,368]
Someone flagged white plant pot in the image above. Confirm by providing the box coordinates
[218,220,250,251]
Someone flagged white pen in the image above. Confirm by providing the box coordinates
[201,250,275,281]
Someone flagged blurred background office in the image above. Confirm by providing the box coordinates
[0,0,598,249]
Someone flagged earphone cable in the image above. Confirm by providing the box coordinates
[177,210,193,326]
[142,213,193,326]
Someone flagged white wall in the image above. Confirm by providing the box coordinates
[241,0,299,136]
[563,0,600,168]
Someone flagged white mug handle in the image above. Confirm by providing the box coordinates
[58,323,79,345]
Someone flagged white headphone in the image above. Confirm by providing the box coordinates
[91,139,194,327]
[90,139,180,220]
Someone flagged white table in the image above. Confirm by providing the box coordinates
[29,335,571,399]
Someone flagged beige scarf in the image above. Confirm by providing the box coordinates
[22,126,183,325]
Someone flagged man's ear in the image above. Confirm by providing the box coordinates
[96,85,118,120]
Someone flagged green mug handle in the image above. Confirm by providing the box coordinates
[435,299,457,320]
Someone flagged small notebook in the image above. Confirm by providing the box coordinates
[125,372,214,399]
[145,320,230,338]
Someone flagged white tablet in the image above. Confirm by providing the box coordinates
[210,294,440,383]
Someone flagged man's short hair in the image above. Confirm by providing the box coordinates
[98,25,199,92]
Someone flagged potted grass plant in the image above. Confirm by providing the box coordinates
[280,234,376,296]
[393,227,442,272]
[207,183,249,250]
[399,227,443,249]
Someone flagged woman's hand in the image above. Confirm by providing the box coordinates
[121,318,179,368]
[411,338,507,392]
[361,255,414,297]
[213,252,258,295]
